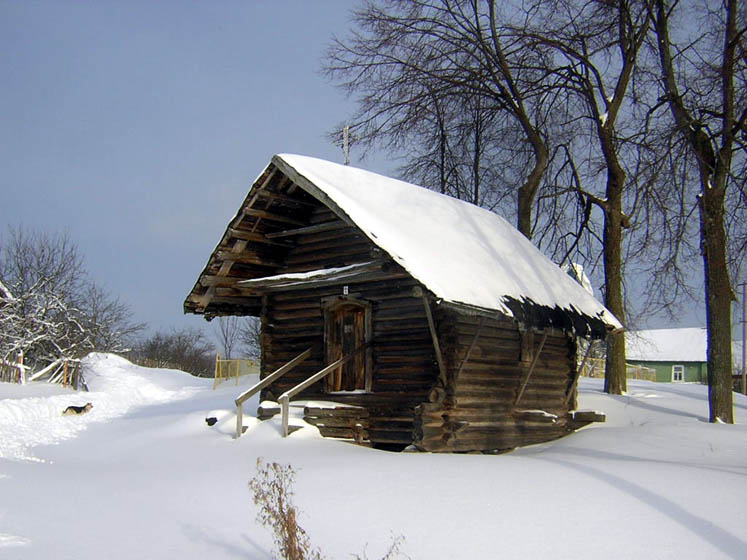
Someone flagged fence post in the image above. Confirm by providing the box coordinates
[213,351,221,390]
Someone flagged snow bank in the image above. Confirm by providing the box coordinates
[1,358,746,559]
[0,353,208,462]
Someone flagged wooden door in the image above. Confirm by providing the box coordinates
[326,303,366,392]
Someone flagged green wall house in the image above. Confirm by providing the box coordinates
[626,328,707,383]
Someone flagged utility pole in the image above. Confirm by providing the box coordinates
[742,282,746,395]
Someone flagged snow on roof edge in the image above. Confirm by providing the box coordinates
[276,154,622,336]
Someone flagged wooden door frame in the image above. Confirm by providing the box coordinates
[322,296,373,392]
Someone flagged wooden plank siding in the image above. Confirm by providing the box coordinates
[413,312,579,452]
[255,204,439,447]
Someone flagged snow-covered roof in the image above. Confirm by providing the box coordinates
[626,328,707,362]
[275,154,621,333]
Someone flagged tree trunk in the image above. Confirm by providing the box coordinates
[517,134,548,239]
[653,0,738,423]
[700,178,734,423]
[602,170,627,395]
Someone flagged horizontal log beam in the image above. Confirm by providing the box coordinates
[214,250,283,267]
[255,189,318,208]
[227,228,294,246]
[199,275,258,288]
[240,208,306,226]
[265,220,349,239]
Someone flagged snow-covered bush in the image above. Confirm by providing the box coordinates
[0,226,142,381]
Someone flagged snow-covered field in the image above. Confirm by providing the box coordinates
[1,354,745,559]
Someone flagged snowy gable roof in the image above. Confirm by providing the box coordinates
[274,154,621,334]
[626,328,707,362]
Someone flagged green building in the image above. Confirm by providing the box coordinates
[626,328,707,383]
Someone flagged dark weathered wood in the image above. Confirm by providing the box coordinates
[265,220,349,239]
[227,228,293,246]
[514,331,549,406]
[565,340,591,406]
[241,207,307,226]
[214,250,283,267]
[454,317,484,384]
[571,410,606,423]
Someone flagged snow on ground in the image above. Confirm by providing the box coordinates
[1,355,746,559]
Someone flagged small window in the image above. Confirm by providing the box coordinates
[672,365,684,382]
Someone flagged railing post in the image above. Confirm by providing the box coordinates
[233,347,313,439]
[236,402,243,439]
[280,394,290,438]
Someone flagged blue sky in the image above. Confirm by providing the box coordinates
[1,1,712,340]
[1,1,394,335]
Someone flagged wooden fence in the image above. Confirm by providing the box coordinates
[579,357,657,382]
[214,353,260,389]
[0,357,27,384]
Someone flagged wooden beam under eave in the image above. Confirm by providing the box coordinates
[196,240,248,312]
[264,220,348,239]
[214,250,283,268]
[246,167,278,207]
[195,286,216,312]
[240,208,306,227]
[199,275,255,288]
[254,189,318,208]
[226,228,293,246]
[214,286,260,298]
[208,295,262,306]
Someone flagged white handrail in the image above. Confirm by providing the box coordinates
[278,342,370,437]
[234,348,312,438]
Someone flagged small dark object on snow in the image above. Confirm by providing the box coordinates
[205,417,218,426]
[62,402,93,416]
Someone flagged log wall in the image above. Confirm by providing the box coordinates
[414,311,578,452]
[259,206,439,446]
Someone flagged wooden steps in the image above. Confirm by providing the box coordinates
[254,401,414,447]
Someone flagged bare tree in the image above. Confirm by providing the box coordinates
[0,226,143,379]
[81,283,145,352]
[517,0,654,393]
[215,315,242,359]
[132,327,214,377]
[325,0,553,238]
[240,317,262,359]
[652,0,746,422]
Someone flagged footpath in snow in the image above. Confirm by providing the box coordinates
[1,354,746,559]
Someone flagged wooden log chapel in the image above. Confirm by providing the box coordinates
[184,154,621,452]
